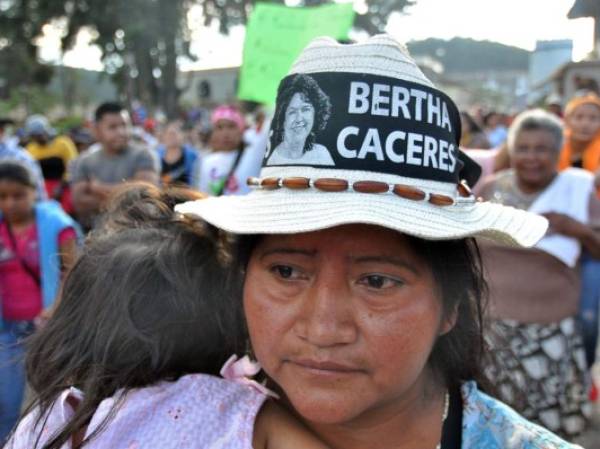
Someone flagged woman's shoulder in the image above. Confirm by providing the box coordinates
[461,382,582,449]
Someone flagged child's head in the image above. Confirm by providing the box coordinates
[25,185,244,448]
[0,161,37,223]
[565,94,600,143]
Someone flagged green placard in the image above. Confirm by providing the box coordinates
[237,2,355,105]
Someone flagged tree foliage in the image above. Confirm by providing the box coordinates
[0,0,415,116]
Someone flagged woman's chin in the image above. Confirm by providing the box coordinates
[285,388,371,425]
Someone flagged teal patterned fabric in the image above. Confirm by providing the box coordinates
[461,382,583,448]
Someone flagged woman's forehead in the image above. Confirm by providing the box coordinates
[571,102,600,117]
[254,225,415,255]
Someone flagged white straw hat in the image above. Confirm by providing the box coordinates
[176,35,547,246]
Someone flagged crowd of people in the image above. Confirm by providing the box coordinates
[0,33,599,448]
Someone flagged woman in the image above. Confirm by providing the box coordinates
[0,161,79,441]
[266,74,334,166]
[479,109,598,439]
[196,105,264,196]
[558,94,600,182]
[157,121,200,187]
[177,35,579,448]
[558,95,600,366]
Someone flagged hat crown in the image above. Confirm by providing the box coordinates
[289,34,433,88]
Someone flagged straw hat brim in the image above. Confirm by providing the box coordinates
[175,189,548,247]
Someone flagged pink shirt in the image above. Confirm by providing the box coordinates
[0,222,76,320]
[7,374,267,449]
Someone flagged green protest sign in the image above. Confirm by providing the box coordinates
[237,3,355,105]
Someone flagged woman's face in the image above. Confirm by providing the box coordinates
[283,92,315,146]
[0,180,36,223]
[244,225,452,425]
[162,123,183,149]
[210,119,242,152]
[511,129,558,190]
[566,103,600,142]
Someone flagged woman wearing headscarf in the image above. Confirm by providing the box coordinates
[558,94,600,367]
[195,105,265,197]
[478,109,598,439]
[177,35,580,448]
[558,94,600,180]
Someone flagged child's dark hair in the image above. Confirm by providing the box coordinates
[0,161,37,188]
[22,185,245,449]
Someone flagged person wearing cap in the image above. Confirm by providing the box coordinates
[177,36,579,448]
[479,109,595,439]
[195,105,264,196]
[0,119,46,201]
[69,102,159,231]
[24,115,78,213]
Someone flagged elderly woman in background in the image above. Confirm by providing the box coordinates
[479,109,599,439]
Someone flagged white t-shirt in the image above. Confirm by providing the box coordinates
[196,133,266,196]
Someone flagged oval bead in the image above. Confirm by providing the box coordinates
[313,178,349,192]
[353,181,389,194]
[282,177,311,189]
[393,185,427,201]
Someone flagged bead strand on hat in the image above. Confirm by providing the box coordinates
[247,177,477,207]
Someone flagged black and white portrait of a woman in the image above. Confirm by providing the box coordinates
[266,74,334,166]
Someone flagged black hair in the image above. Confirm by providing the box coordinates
[271,74,332,153]
[232,234,488,392]
[460,111,483,134]
[94,102,125,122]
[0,161,37,189]
[21,184,245,449]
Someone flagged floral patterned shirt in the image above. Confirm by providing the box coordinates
[461,381,583,448]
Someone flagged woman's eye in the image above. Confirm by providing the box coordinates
[270,265,301,280]
[359,275,402,290]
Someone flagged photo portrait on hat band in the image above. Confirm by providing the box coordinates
[264,71,464,185]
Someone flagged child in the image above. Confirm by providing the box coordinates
[6,184,327,449]
[0,161,78,442]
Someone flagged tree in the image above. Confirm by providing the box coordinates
[0,0,415,117]
[202,0,415,35]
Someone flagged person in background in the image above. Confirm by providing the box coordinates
[484,111,509,148]
[244,107,268,147]
[557,94,600,369]
[0,120,46,201]
[559,94,600,186]
[547,93,564,118]
[461,111,491,149]
[196,105,264,196]
[157,121,199,187]
[479,109,596,439]
[68,126,94,154]
[70,102,159,231]
[24,115,77,213]
[0,161,78,443]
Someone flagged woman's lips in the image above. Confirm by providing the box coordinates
[287,358,364,376]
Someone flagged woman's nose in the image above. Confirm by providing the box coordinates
[294,275,357,348]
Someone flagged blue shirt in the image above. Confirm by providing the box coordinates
[461,382,582,448]
[0,141,47,200]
